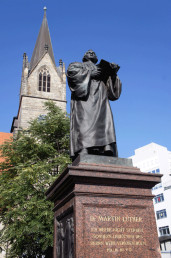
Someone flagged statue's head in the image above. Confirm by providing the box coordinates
[82,50,98,64]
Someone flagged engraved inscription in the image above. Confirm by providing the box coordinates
[84,207,146,256]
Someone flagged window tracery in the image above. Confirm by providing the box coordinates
[38,67,50,92]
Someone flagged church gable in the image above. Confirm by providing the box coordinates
[27,53,65,102]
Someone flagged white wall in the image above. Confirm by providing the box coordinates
[129,143,171,254]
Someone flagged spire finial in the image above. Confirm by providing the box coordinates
[44,6,47,16]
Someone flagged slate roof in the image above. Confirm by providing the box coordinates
[30,7,56,72]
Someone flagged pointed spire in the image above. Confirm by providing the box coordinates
[30,7,56,72]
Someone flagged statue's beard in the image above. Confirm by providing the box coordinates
[83,55,98,64]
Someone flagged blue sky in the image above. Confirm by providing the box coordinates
[0,0,170,157]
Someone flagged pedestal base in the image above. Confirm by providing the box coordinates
[46,156,162,258]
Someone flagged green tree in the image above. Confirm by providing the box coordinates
[0,102,71,257]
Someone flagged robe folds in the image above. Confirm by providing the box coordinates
[67,60,122,157]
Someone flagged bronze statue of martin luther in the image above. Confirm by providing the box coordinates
[67,50,122,159]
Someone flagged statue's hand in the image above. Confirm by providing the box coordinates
[91,68,101,79]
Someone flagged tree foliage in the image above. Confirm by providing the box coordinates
[0,102,71,257]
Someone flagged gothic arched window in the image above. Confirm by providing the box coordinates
[47,74,50,92]
[38,67,50,92]
[43,72,46,92]
[39,73,42,91]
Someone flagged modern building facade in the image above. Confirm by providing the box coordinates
[11,7,66,134]
[130,143,171,257]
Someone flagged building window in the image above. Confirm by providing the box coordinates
[164,185,171,191]
[159,226,170,236]
[148,168,160,174]
[43,72,46,91]
[47,74,50,92]
[38,67,50,92]
[152,183,162,191]
[154,193,164,204]
[51,165,59,175]
[156,209,167,220]
[48,161,59,176]
[39,73,42,91]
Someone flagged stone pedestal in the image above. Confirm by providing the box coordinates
[46,155,162,258]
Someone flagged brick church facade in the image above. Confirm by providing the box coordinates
[11,7,66,133]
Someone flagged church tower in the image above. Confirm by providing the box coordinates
[11,7,66,133]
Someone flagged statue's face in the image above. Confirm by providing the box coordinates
[83,50,98,64]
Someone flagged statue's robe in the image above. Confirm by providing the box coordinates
[67,60,122,157]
